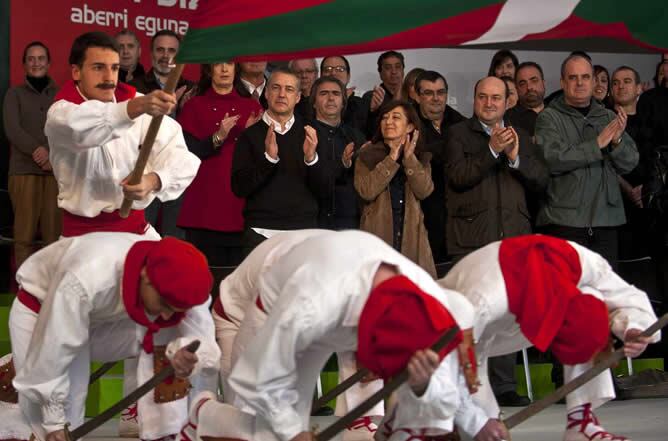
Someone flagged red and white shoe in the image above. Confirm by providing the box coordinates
[176,391,217,441]
[343,416,378,441]
[119,403,139,438]
[563,403,631,441]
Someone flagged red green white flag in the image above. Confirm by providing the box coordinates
[177,0,668,63]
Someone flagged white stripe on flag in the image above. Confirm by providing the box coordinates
[463,0,581,45]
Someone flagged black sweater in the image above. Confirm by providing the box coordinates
[231,119,329,229]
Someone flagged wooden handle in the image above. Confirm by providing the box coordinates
[119,64,185,218]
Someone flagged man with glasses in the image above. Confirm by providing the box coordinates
[320,55,369,134]
[289,58,318,120]
[414,71,465,264]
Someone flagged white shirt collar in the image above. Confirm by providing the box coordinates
[263,111,295,135]
[241,77,266,96]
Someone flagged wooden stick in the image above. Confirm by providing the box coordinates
[119,63,185,218]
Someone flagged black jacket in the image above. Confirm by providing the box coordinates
[445,117,548,256]
[418,106,466,262]
[311,119,366,229]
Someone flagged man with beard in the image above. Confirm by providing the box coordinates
[130,29,194,239]
[115,29,144,83]
[506,62,546,135]
[3,41,61,268]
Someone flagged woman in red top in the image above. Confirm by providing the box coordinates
[177,63,263,265]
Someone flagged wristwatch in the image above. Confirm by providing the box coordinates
[212,133,223,148]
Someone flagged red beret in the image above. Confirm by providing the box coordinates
[123,237,212,353]
[551,294,610,365]
[357,275,462,379]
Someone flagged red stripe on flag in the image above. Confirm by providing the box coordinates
[522,15,664,53]
[188,0,333,29]
[233,3,504,62]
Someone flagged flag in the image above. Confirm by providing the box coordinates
[177,0,667,63]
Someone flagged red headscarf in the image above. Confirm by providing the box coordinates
[122,237,213,353]
[357,275,462,379]
[499,235,609,364]
[54,79,136,104]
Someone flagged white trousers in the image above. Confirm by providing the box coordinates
[6,298,199,441]
[475,330,614,417]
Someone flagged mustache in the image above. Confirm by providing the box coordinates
[96,83,116,90]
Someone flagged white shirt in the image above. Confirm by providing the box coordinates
[241,78,266,99]
[45,95,200,217]
[13,232,220,431]
[218,229,329,327]
[227,230,477,441]
[260,112,318,166]
[439,239,659,346]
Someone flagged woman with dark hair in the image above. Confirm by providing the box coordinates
[593,64,613,107]
[177,62,263,265]
[401,67,425,104]
[501,76,518,109]
[355,100,436,276]
[488,49,519,78]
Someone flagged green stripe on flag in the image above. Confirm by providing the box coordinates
[574,0,668,48]
[178,0,500,63]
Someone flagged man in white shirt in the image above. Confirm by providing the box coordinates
[45,31,199,238]
[6,234,219,441]
[41,31,201,439]
[179,230,482,441]
[437,234,659,441]
[212,229,385,441]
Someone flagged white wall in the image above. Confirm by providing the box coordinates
[318,48,659,116]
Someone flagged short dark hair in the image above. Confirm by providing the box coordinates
[69,32,119,66]
[377,51,405,73]
[115,29,139,43]
[612,65,641,85]
[151,29,180,50]
[268,66,301,91]
[515,61,544,81]
[373,100,425,150]
[320,55,350,74]
[309,77,348,116]
[22,41,50,64]
[415,70,448,95]
[474,76,510,99]
[570,50,592,61]
[560,54,593,79]
[488,50,519,77]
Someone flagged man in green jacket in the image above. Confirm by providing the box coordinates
[535,54,638,269]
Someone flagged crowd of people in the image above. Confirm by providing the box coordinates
[0,27,666,441]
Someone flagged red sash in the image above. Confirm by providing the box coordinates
[62,209,149,237]
[17,289,41,314]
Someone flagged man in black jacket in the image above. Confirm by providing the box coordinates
[309,77,366,230]
[320,55,370,135]
[231,67,329,254]
[445,76,548,406]
[414,70,465,263]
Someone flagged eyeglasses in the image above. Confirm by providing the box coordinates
[322,66,348,73]
[420,89,447,98]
